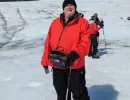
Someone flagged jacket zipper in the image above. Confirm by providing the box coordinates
[56,25,66,50]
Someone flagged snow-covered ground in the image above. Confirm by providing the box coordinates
[0,0,130,100]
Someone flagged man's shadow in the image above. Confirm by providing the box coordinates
[98,48,113,56]
[88,84,119,100]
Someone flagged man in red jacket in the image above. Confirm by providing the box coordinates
[88,14,104,58]
[41,0,90,100]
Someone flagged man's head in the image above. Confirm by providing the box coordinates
[62,0,77,10]
[91,13,98,21]
[62,0,77,19]
[93,13,98,17]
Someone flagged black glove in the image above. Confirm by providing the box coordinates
[98,21,104,28]
[101,20,104,24]
[43,66,49,74]
[100,20,104,28]
[100,24,104,28]
[68,51,80,63]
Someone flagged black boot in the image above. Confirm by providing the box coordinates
[88,52,92,57]
[92,53,100,59]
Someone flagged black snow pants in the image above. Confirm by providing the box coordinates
[53,67,90,100]
[89,34,98,55]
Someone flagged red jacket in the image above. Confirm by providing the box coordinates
[89,20,101,34]
[41,14,90,69]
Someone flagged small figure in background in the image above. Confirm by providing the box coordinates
[88,13,104,58]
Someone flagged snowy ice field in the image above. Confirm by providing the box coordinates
[0,0,130,100]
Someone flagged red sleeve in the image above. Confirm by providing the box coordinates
[92,22,101,33]
[41,24,52,66]
[73,20,91,57]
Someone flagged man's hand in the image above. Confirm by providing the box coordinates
[43,66,49,74]
[68,51,80,64]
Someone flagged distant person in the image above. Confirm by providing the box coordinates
[41,0,90,100]
[88,13,104,58]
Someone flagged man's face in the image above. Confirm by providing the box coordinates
[64,4,75,18]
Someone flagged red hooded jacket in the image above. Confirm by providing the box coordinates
[41,13,90,69]
[89,19,101,34]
